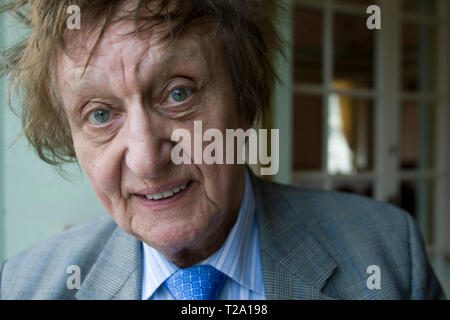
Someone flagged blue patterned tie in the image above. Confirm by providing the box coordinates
[163,265,226,300]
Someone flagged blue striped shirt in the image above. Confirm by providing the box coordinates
[141,170,266,300]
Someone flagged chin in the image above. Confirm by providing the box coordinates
[134,219,204,251]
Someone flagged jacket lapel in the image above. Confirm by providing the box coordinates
[251,174,338,300]
[75,225,143,300]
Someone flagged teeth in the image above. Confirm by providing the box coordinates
[163,190,173,198]
[145,183,187,200]
[152,194,163,200]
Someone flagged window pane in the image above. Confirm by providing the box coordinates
[403,0,437,15]
[400,102,436,169]
[292,94,323,170]
[333,13,375,89]
[332,180,373,198]
[400,179,434,244]
[294,5,323,85]
[327,95,373,174]
[402,22,437,92]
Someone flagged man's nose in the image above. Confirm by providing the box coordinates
[123,108,173,179]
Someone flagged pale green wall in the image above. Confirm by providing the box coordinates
[0,13,106,263]
[0,13,5,262]
[272,0,294,185]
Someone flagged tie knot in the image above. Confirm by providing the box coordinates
[163,265,226,300]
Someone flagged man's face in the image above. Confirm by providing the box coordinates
[57,10,247,264]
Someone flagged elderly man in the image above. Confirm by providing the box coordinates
[0,0,445,300]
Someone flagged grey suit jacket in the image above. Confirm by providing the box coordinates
[0,175,446,299]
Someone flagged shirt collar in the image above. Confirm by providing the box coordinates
[141,169,261,299]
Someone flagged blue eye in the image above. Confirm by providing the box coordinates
[88,109,111,124]
[169,88,192,103]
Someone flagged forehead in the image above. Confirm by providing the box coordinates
[57,15,220,98]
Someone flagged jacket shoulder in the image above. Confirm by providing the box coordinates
[1,216,117,300]
[253,177,445,299]
[257,178,409,230]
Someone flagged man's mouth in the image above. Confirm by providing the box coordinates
[144,182,188,200]
[134,180,194,204]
